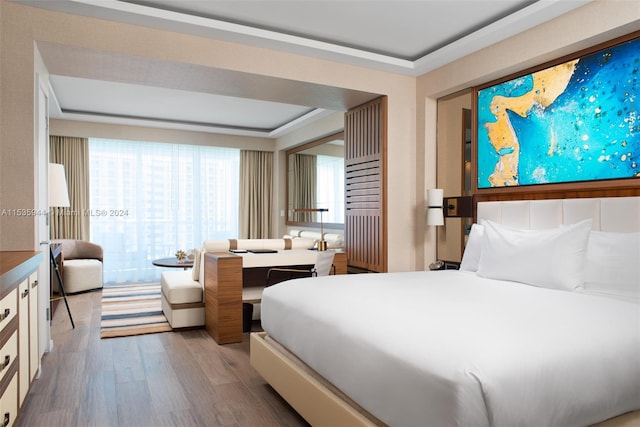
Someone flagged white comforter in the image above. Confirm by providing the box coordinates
[261,270,640,427]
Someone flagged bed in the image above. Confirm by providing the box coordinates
[250,197,640,426]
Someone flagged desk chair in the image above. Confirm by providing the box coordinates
[266,250,336,285]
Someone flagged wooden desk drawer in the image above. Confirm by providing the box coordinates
[0,291,16,334]
[0,333,17,387]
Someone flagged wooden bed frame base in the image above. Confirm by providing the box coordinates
[251,332,640,427]
[250,332,384,426]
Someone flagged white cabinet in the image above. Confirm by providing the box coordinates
[0,252,42,426]
[18,279,29,406]
[0,289,18,427]
[0,375,17,427]
[28,274,38,383]
[18,272,38,406]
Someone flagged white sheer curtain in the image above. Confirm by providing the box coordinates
[89,138,240,284]
[316,154,344,224]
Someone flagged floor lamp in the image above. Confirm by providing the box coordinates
[48,163,75,329]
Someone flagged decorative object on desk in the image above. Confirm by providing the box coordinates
[175,249,187,262]
[100,282,171,338]
[426,189,444,226]
[295,208,329,251]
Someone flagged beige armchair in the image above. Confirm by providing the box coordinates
[52,239,103,294]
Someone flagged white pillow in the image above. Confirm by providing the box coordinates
[477,219,592,291]
[191,247,202,281]
[583,231,640,300]
[290,237,316,249]
[460,223,484,272]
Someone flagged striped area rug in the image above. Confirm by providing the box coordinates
[100,282,172,339]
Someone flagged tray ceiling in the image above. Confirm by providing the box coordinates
[15,0,591,137]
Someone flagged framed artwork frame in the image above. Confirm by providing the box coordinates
[474,31,639,193]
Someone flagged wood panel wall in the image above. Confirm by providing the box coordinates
[344,97,387,272]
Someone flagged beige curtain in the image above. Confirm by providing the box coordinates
[49,136,90,240]
[239,150,273,238]
[291,153,317,222]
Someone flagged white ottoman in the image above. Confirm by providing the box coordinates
[160,270,205,328]
[62,259,103,293]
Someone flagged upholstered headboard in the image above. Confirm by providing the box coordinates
[477,197,640,232]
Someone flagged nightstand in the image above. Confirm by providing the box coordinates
[429,260,460,271]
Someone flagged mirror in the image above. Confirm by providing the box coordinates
[462,108,473,246]
[286,131,344,226]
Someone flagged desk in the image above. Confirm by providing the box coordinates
[204,251,347,344]
[152,257,193,269]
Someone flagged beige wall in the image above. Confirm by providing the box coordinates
[50,120,275,150]
[417,0,640,269]
[0,1,416,272]
[436,91,471,263]
[0,1,2,228]
[2,0,637,271]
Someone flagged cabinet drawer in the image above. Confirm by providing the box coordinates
[0,373,17,427]
[0,333,16,387]
[0,291,16,334]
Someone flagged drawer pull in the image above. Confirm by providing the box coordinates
[21,289,29,299]
[0,309,9,322]
[0,355,9,370]
[31,279,38,288]
[2,412,9,427]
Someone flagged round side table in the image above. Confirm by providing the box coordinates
[152,257,194,269]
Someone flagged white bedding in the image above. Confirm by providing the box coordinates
[261,270,640,427]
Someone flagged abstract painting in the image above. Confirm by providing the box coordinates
[476,36,639,188]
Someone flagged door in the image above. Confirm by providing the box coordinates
[35,80,51,360]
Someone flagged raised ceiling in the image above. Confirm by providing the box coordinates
[16,0,592,137]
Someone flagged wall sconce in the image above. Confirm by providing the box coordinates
[443,196,473,218]
[426,189,444,226]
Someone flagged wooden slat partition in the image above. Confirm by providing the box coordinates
[345,97,387,272]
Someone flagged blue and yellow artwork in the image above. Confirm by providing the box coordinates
[477,37,639,188]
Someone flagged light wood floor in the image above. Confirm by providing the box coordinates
[16,289,308,427]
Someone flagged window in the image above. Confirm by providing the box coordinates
[89,138,240,283]
[316,154,344,224]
